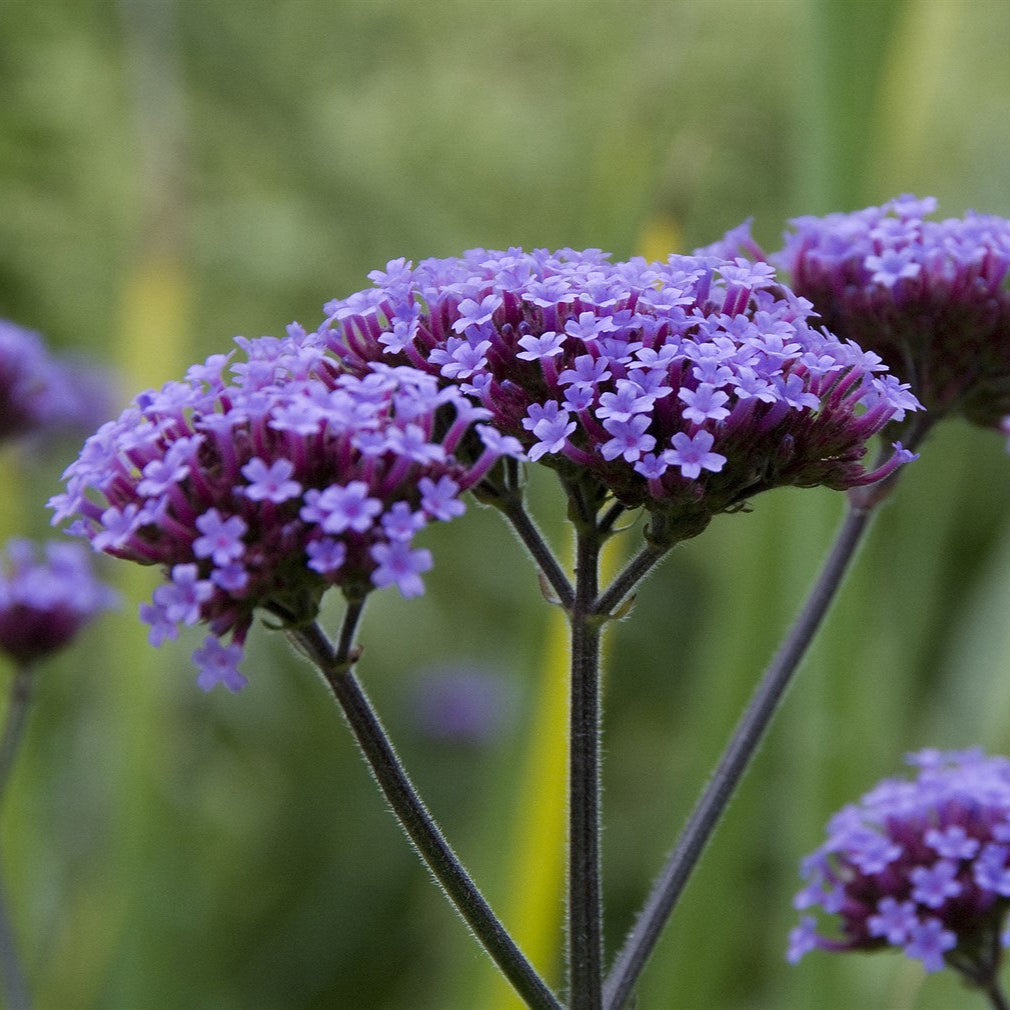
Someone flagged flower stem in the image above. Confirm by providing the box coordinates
[603,501,876,1009]
[986,984,1010,1010]
[288,611,562,1010]
[567,496,604,1010]
[0,664,35,1010]
[494,486,575,610]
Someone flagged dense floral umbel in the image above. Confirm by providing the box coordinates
[0,320,113,444]
[789,750,1010,983]
[773,196,1010,432]
[316,248,919,532]
[0,539,116,666]
[50,337,518,690]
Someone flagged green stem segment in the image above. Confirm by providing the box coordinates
[604,502,876,1009]
[0,664,35,1010]
[289,609,562,1010]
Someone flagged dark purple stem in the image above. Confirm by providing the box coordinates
[289,611,562,1010]
[568,512,604,1010]
[604,502,875,1009]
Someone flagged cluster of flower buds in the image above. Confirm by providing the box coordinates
[50,336,520,690]
[316,247,919,533]
[0,538,116,666]
[772,195,1010,434]
[790,750,1010,982]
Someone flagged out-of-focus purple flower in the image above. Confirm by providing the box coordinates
[0,539,116,666]
[316,248,919,538]
[409,668,516,745]
[789,749,1010,989]
[50,332,520,691]
[0,320,117,445]
[772,196,1010,434]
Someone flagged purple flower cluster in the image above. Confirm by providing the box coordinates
[773,195,1010,431]
[316,248,918,531]
[50,334,519,690]
[789,750,1010,978]
[1,319,114,445]
[0,539,116,666]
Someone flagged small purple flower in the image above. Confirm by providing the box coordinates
[789,750,1010,988]
[0,539,116,665]
[241,457,303,504]
[662,430,726,480]
[772,196,1010,434]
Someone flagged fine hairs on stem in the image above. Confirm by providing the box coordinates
[286,608,562,1010]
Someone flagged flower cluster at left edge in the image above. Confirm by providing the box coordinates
[49,331,521,691]
[0,539,117,668]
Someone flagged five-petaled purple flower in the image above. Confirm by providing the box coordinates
[789,749,1010,990]
[769,195,1010,436]
[0,539,116,666]
[50,333,521,690]
[317,247,919,538]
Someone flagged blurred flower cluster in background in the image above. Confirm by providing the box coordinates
[3,2,1010,1008]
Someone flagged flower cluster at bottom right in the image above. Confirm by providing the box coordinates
[790,749,1010,978]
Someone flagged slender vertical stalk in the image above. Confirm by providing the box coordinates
[0,664,35,1010]
[604,502,876,1009]
[288,609,562,1010]
[567,505,604,1010]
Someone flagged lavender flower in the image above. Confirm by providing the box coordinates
[0,539,116,666]
[773,196,1010,433]
[789,749,1010,995]
[315,248,919,536]
[50,333,520,690]
[1,320,115,445]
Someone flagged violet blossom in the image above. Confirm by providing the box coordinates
[1,319,115,445]
[50,334,520,690]
[789,750,1010,994]
[772,196,1010,435]
[315,248,919,537]
[0,539,116,666]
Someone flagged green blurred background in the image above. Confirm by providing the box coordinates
[3,1,1010,1007]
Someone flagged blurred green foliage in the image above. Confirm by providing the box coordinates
[2,1,1010,1007]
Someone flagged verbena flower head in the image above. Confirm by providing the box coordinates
[1,319,115,445]
[50,333,519,691]
[0,538,116,666]
[789,749,1010,989]
[315,248,918,536]
[773,196,1010,433]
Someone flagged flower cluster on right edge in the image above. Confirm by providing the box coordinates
[774,195,1010,436]
[790,750,1010,995]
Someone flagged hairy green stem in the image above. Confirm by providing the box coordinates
[289,611,562,1010]
[0,664,35,1010]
